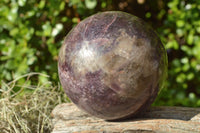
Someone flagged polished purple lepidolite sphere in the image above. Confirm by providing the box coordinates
[58,11,167,120]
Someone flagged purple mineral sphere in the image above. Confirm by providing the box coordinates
[58,11,167,120]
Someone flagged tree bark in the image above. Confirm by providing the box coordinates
[51,103,200,133]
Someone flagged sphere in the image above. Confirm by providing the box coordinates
[58,11,167,120]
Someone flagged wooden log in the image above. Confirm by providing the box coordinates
[51,103,200,133]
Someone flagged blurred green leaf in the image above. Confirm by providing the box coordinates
[187,32,194,45]
[42,22,52,36]
[59,1,65,11]
[18,0,26,7]
[101,2,106,8]
[85,0,97,9]
[176,20,184,27]
[52,23,63,37]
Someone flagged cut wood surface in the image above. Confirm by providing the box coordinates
[51,103,200,133]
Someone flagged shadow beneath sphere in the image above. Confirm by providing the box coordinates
[107,106,200,122]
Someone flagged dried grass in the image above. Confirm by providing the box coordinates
[0,73,68,133]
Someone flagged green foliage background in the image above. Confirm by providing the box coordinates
[0,0,200,107]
